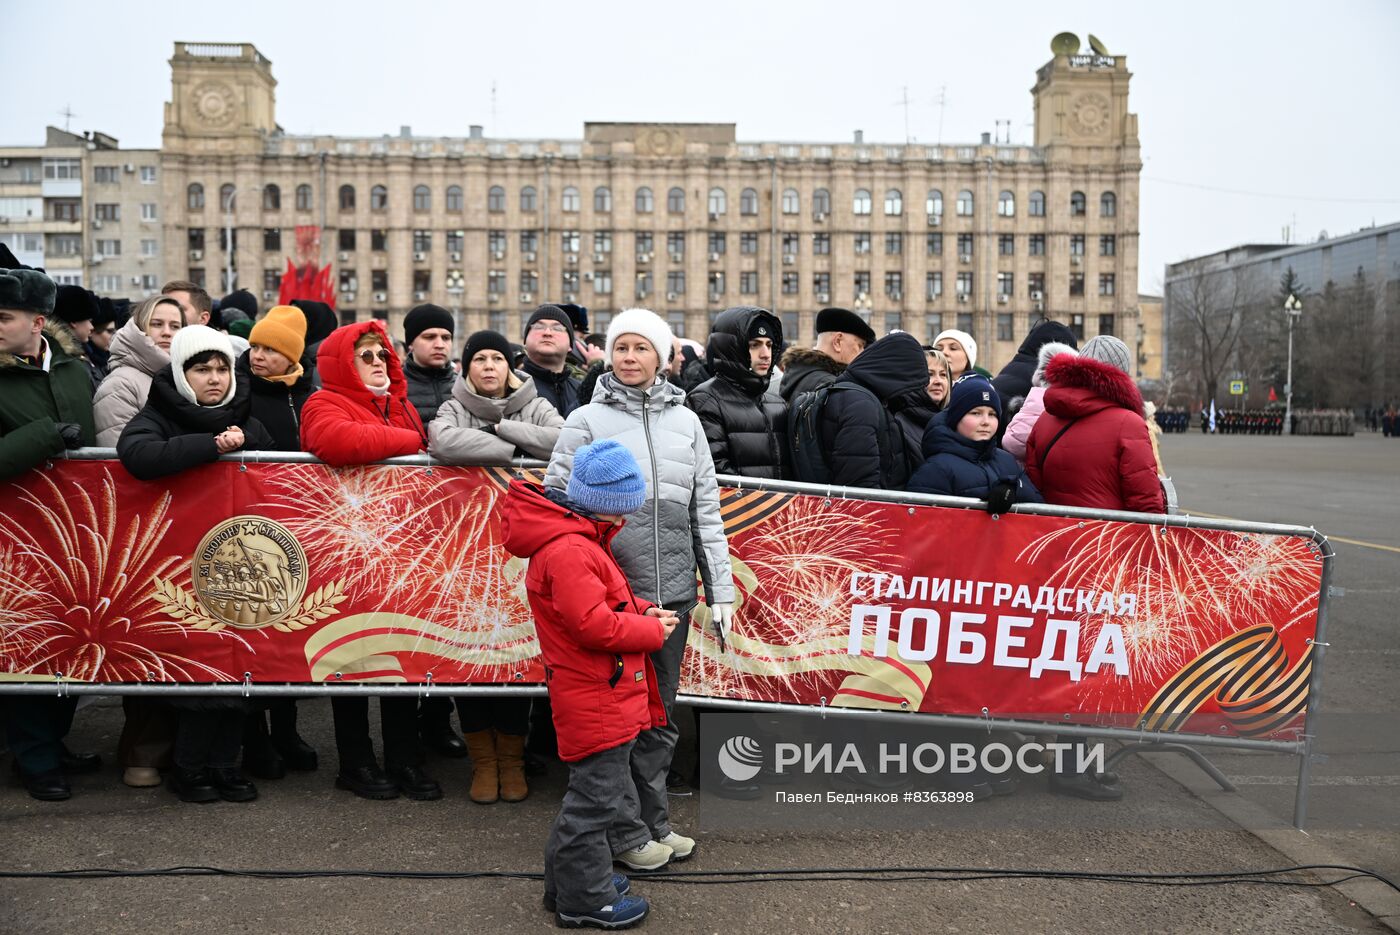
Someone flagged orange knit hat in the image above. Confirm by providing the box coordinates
[249,305,307,362]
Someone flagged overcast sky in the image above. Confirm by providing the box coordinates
[7,0,1398,290]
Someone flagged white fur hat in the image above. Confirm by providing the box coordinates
[1033,341,1077,388]
[606,307,674,366]
[932,328,978,371]
[170,324,236,408]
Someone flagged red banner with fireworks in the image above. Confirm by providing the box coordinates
[0,460,1323,739]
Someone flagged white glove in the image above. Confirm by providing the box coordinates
[709,602,734,650]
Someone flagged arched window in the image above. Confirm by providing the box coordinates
[370,185,388,211]
[262,184,281,211]
[667,187,685,213]
[708,187,726,216]
[812,188,831,216]
[561,186,580,213]
[296,184,312,211]
[1028,190,1045,217]
[187,183,204,211]
[594,186,612,212]
[926,189,943,217]
[740,188,759,215]
[635,186,653,213]
[997,190,1015,217]
[219,184,236,211]
[884,189,903,216]
[519,186,537,212]
[445,185,463,212]
[488,185,505,212]
[782,188,800,215]
[338,184,356,211]
[853,189,872,215]
[1070,191,1086,217]
[956,189,974,216]
[413,185,431,212]
[1100,191,1117,218]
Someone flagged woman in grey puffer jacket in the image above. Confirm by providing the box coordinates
[93,295,186,446]
[544,307,734,869]
[429,330,563,467]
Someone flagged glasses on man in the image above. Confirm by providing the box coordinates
[357,349,390,364]
[528,322,569,334]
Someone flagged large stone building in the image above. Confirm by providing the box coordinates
[1164,221,1400,408]
[0,128,162,296]
[158,40,1143,370]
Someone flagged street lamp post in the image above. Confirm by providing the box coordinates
[223,186,238,295]
[1283,293,1302,435]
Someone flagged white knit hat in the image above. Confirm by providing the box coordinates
[932,328,978,370]
[1033,341,1077,388]
[169,324,236,408]
[606,307,675,366]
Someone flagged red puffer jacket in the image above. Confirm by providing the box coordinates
[1025,354,1165,514]
[501,480,666,762]
[300,320,427,465]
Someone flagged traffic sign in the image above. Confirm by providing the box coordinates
[1229,380,1246,396]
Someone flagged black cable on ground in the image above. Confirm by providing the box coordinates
[0,863,1395,896]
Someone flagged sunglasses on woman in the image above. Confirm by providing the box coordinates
[357,349,390,364]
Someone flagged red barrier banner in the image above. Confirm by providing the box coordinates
[0,460,1323,738]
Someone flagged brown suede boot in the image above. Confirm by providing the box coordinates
[464,730,499,804]
[496,732,529,802]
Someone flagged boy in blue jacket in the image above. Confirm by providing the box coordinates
[907,375,1042,513]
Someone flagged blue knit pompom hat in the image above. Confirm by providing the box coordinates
[567,439,647,516]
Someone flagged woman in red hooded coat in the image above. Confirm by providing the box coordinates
[300,319,428,465]
[299,320,437,800]
[1024,335,1165,515]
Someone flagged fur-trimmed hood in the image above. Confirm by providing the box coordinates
[779,346,844,378]
[1042,353,1144,419]
[0,320,81,369]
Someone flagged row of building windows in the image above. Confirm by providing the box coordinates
[92,165,158,184]
[185,182,1119,219]
[292,267,1116,304]
[189,227,1119,262]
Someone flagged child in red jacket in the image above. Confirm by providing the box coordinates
[502,439,677,930]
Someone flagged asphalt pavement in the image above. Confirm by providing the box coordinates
[1,432,1397,934]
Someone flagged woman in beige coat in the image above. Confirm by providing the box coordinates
[93,295,186,446]
[428,330,563,805]
[428,330,563,467]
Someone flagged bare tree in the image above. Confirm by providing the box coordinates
[1166,263,1267,405]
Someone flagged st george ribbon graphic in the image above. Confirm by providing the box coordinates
[0,460,1324,740]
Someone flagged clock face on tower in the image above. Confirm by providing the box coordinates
[1070,92,1110,136]
[191,81,238,129]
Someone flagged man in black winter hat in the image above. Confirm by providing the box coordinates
[52,285,104,389]
[777,307,874,408]
[86,297,118,373]
[521,304,582,416]
[401,303,457,424]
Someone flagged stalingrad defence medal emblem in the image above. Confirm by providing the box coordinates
[192,516,308,629]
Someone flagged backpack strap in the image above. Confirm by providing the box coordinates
[1036,418,1078,473]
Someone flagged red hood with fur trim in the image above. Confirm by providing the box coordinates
[1041,352,1144,420]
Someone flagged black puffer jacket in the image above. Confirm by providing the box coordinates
[778,347,845,405]
[117,366,274,480]
[402,356,456,423]
[522,357,582,416]
[819,332,928,490]
[686,306,788,478]
[889,387,942,473]
[991,319,1078,403]
[236,350,314,451]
